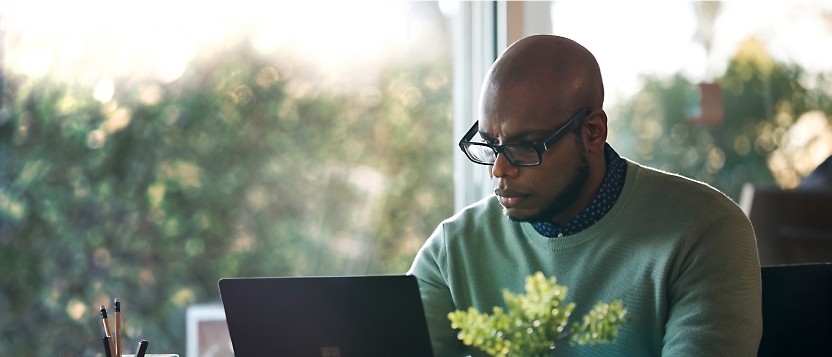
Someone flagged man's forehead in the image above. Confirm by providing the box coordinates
[481,88,568,134]
[479,112,560,141]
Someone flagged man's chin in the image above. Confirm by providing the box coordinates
[501,198,573,224]
[502,207,540,223]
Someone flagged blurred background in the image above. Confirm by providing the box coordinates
[1,1,831,356]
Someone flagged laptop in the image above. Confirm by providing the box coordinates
[218,275,435,357]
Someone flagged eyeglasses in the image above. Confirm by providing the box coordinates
[458,108,591,166]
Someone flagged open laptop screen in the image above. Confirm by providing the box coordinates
[219,275,434,357]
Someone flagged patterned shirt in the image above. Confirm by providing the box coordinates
[531,143,627,237]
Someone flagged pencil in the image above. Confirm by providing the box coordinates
[103,336,113,357]
[135,339,148,357]
[100,305,117,355]
[108,335,117,357]
[114,298,122,357]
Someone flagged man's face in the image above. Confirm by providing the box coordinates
[480,84,590,223]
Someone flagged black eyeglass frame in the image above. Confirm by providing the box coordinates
[458,107,592,167]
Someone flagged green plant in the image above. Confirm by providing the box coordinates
[447,272,629,357]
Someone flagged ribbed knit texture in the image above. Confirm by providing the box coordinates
[409,160,762,357]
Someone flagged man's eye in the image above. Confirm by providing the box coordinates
[511,140,536,147]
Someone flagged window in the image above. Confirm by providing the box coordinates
[0,3,453,355]
[552,1,832,199]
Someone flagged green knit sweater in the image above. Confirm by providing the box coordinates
[409,160,762,357]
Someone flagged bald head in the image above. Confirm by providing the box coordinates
[481,35,604,126]
[476,35,610,225]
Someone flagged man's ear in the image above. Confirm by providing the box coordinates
[583,109,608,153]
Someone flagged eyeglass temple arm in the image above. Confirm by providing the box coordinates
[542,108,591,150]
[459,120,480,145]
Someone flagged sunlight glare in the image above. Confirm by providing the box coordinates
[93,78,115,103]
[65,299,87,321]
[551,1,832,108]
[769,111,832,188]
[16,49,54,77]
[1,1,412,86]
[552,1,699,107]
[253,2,410,81]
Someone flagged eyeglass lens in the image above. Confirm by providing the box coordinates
[465,144,497,163]
[465,144,539,165]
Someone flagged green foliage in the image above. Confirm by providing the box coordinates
[448,272,629,357]
[610,38,832,200]
[0,41,452,355]
[570,300,629,345]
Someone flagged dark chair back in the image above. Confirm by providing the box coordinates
[745,188,832,265]
[758,263,832,357]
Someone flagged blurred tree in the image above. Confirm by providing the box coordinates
[609,37,832,200]
[0,40,452,356]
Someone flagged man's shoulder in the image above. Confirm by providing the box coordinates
[444,195,504,226]
[627,160,732,203]
[623,160,748,225]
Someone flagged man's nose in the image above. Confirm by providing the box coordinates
[491,152,519,178]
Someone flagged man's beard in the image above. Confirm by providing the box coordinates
[505,149,591,224]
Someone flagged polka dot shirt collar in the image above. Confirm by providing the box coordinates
[531,143,627,238]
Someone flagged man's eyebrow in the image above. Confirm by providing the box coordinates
[477,128,546,142]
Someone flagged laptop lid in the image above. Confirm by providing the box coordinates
[218,275,434,357]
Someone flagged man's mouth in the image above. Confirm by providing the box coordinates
[495,189,528,208]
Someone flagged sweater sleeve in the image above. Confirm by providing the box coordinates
[408,223,468,357]
[662,197,763,356]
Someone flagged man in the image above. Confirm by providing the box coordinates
[408,35,762,356]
